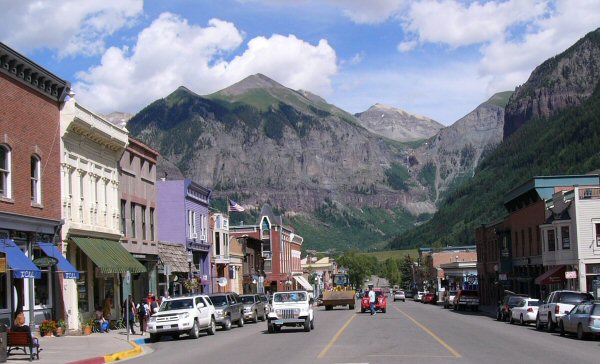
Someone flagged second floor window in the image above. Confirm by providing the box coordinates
[142,206,147,240]
[561,226,570,250]
[188,210,197,238]
[120,200,126,234]
[31,155,41,204]
[548,229,556,251]
[150,208,155,241]
[131,203,136,238]
[0,145,11,199]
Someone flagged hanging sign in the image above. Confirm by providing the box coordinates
[565,271,577,279]
[0,257,5,273]
[33,256,59,268]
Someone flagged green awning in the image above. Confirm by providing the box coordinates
[70,237,146,274]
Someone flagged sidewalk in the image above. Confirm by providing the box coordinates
[6,328,149,364]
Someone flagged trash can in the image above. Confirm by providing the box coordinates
[0,323,7,363]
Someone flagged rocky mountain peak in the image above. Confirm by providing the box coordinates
[217,73,286,96]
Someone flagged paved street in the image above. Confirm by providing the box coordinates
[125,298,600,364]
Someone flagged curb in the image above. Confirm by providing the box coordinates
[66,340,143,364]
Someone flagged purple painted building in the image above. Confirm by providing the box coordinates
[157,179,212,293]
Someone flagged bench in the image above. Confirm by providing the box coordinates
[7,330,41,361]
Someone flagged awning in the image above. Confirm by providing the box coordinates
[293,275,313,291]
[158,242,198,273]
[535,265,566,285]
[70,237,146,274]
[36,242,80,279]
[0,239,42,279]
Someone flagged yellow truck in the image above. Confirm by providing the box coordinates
[322,273,356,310]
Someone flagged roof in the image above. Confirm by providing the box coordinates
[158,241,198,273]
[504,175,600,206]
[256,205,283,226]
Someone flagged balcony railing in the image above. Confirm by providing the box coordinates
[214,254,230,263]
[579,187,600,200]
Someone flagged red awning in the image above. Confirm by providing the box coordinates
[534,266,566,285]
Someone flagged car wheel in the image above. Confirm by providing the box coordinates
[559,321,565,337]
[496,310,502,321]
[149,333,160,343]
[189,320,200,339]
[274,325,281,332]
[171,333,180,340]
[304,317,311,332]
[535,315,543,331]
[238,315,245,327]
[349,304,355,310]
[546,314,555,333]
[267,321,275,334]
[361,307,366,313]
[402,299,405,302]
[382,308,386,313]
[223,316,232,331]
[509,315,514,324]
[254,310,258,323]
[577,323,585,340]
[519,314,525,326]
[310,318,314,330]
[326,305,333,311]
[207,318,216,335]
[260,310,266,321]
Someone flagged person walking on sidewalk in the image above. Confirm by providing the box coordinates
[122,295,137,334]
[368,289,376,316]
[137,298,149,334]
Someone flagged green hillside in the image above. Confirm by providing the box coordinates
[389,87,600,249]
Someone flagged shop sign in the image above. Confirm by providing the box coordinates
[565,271,577,279]
[0,257,5,273]
[33,256,58,268]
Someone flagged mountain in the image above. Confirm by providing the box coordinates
[413,91,512,201]
[354,103,443,142]
[103,111,133,128]
[390,28,600,249]
[127,74,444,251]
[504,28,600,139]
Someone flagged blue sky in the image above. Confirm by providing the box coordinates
[1,0,599,125]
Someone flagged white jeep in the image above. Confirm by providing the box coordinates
[267,290,314,333]
[147,294,217,342]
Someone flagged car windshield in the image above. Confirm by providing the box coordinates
[273,292,306,303]
[527,300,540,306]
[240,296,255,304]
[210,296,228,307]
[561,292,593,304]
[161,299,194,311]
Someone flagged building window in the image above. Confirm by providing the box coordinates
[188,210,197,238]
[0,145,11,199]
[142,206,147,240]
[215,232,221,256]
[120,200,126,235]
[521,230,525,256]
[31,155,41,204]
[548,229,556,251]
[596,223,600,247]
[33,247,50,307]
[528,228,533,256]
[150,208,155,241]
[130,203,136,238]
[561,226,570,250]
[514,232,519,257]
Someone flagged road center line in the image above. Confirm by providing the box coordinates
[393,306,462,358]
[318,313,357,359]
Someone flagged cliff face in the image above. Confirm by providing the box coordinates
[355,103,444,142]
[413,92,511,201]
[504,28,600,139]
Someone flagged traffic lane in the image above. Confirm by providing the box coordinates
[127,304,357,364]
[318,301,461,364]
[399,300,600,364]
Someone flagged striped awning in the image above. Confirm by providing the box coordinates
[70,237,146,274]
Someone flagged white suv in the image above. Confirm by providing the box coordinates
[267,290,314,333]
[147,295,217,342]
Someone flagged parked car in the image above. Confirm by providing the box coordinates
[509,298,539,325]
[443,290,457,309]
[559,301,600,340]
[404,290,415,299]
[208,292,245,330]
[536,290,594,332]
[414,291,424,302]
[422,292,437,304]
[361,288,387,313]
[267,290,314,333]
[393,290,406,302]
[147,294,216,342]
[453,289,479,311]
[258,293,271,314]
[240,294,267,323]
[497,293,528,322]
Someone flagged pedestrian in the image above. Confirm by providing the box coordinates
[368,289,376,316]
[102,293,113,321]
[150,294,159,315]
[122,295,137,334]
[136,298,149,334]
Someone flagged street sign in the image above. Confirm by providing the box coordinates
[565,271,577,279]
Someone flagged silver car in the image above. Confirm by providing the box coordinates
[559,301,600,340]
[240,294,267,323]
[393,290,406,302]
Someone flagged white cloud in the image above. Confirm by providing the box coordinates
[0,0,143,57]
[403,0,547,47]
[397,40,417,52]
[74,13,338,113]
[330,0,407,24]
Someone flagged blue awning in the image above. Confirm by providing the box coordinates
[36,242,80,280]
[0,239,42,279]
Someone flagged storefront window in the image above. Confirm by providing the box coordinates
[76,248,89,312]
[32,247,50,306]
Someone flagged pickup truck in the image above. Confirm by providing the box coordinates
[209,292,245,330]
[453,289,479,311]
[536,290,594,332]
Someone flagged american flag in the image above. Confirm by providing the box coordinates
[228,199,245,212]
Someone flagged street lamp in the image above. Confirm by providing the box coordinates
[187,250,193,292]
